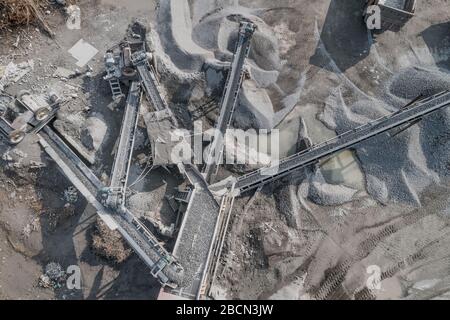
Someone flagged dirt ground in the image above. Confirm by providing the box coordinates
[211,0,450,300]
[0,0,164,300]
[1,0,450,300]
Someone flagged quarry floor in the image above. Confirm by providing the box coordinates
[1,0,450,300]
[0,0,163,300]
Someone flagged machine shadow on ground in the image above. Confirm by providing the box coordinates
[421,21,450,70]
[310,0,371,73]
[33,162,161,300]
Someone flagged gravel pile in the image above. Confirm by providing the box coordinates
[45,262,65,280]
[39,262,66,289]
[320,68,450,205]
[63,186,79,204]
[388,67,450,101]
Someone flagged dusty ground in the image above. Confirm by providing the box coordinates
[1,0,450,300]
[0,0,164,300]
[208,0,450,300]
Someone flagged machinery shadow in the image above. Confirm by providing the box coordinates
[309,0,371,73]
[34,160,161,300]
[33,163,86,300]
[421,21,450,71]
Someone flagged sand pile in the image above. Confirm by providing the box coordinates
[153,0,298,130]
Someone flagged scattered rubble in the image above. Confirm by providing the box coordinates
[53,67,80,79]
[39,262,66,289]
[2,148,27,169]
[63,186,78,204]
[91,218,132,264]
[66,5,81,30]
[22,217,39,238]
[0,60,34,91]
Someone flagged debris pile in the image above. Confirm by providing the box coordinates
[0,60,34,91]
[0,0,41,29]
[46,204,76,230]
[1,148,27,169]
[63,186,78,204]
[0,0,61,37]
[91,218,132,264]
[39,262,66,289]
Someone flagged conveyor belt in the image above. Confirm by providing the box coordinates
[170,186,220,299]
[236,91,450,193]
[137,64,166,112]
[38,126,184,287]
[203,21,256,182]
[106,81,141,209]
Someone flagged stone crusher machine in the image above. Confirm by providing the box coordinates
[365,0,416,32]
[0,90,61,144]
[103,22,158,101]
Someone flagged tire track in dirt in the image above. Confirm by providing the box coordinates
[308,198,444,299]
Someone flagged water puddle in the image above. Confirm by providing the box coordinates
[320,150,365,190]
[296,103,366,190]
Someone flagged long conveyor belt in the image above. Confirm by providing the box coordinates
[235,91,450,193]
[202,21,256,182]
[38,126,184,287]
[106,81,141,209]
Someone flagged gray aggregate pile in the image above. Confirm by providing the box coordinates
[388,67,450,101]
[45,262,65,280]
[320,67,450,205]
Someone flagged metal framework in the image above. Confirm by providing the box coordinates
[202,21,256,182]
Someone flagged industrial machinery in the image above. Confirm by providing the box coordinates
[104,22,157,100]
[365,0,416,32]
[0,90,60,144]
